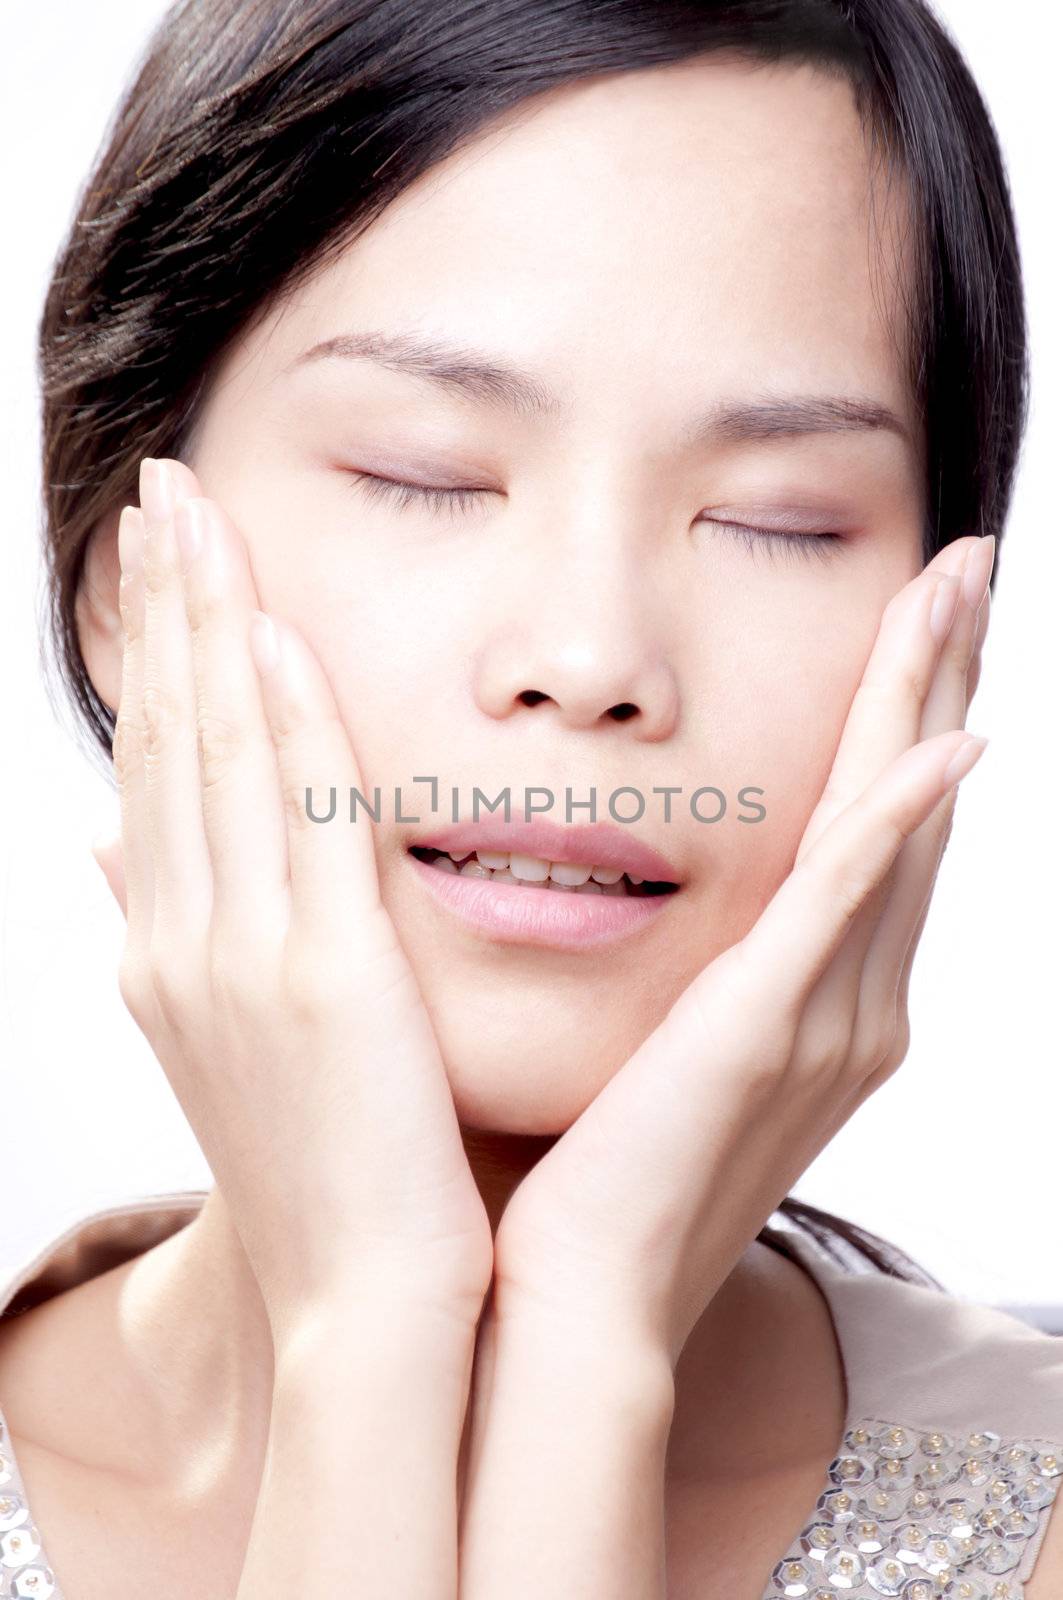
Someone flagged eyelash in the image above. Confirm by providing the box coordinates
[351,472,488,518]
[347,473,844,561]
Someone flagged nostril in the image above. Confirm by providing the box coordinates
[608,703,639,721]
[517,689,550,706]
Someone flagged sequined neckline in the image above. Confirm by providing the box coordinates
[756,1233,1063,1598]
[1,1207,1062,1600]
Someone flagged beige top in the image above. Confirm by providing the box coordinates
[0,1190,1061,1598]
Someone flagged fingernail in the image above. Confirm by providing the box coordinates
[962,535,996,610]
[930,574,961,643]
[139,457,175,524]
[175,500,203,568]
[942,733,989,788]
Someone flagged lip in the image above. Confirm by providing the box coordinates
[407,851,674,949]
[405,817,682,885]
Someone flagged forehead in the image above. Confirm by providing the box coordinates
[223,53,918,442]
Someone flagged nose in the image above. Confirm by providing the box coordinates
[472,533,680,741]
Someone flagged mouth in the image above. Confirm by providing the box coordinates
[404,822,683,949]
[408,846,679,897]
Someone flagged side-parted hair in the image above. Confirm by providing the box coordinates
[37,0,1024,1288]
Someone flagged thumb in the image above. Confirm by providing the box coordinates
[90,831,128,920]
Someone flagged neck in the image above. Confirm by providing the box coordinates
[92,1127,560,1491]
[6,1139,842,1507]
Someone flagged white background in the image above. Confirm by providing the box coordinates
[1,3,1060,1316]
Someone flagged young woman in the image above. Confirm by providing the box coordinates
[1,1,1059,1596]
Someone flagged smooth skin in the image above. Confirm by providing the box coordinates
[112,454,494,1595]
[8,51,1059,1600]
[100,454,987,1599]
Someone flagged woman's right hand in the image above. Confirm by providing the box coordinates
[93,456,493,1350]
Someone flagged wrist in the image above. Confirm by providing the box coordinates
[487,1295,677,1429]
[271,1287,478,1381]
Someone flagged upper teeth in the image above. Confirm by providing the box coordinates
[447,851,642,886]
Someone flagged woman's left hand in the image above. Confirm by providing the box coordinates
[490,531,994,1367]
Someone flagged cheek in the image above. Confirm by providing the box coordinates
[683,590,880,934]
[258,548,473,801]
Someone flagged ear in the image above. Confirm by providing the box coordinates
[75,502,125,718]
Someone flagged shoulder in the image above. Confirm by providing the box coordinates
[800,1248,1063,1600]
[810,1244,1063,1446]
[0,1192,208,1456]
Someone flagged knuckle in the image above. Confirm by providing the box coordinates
[147,941,201,1024]
[117,575,142,641]
[890,1010,912,1067]
[859,1013,899,1072]
[857,1008,910,1094]
[877,1015,910,1074]
[282,773,326,834]
[196,707,245,792]
[833,866,872,926]
[815,1016,856,1077]
[942,626,971,676]
[141,681,186,762]
[141,550,172,599]
[112,709,142,788]
[896,656,928,707]
[117,950,152,1021]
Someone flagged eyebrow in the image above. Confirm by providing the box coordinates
[288,328,912,447]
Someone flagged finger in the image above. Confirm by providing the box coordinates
[720,726,989,1029]
[138,457,214,945]
[807,537,993,1049]
[966,586,990,706]
[247,608,388,944]
[851,536,994,1040]
[113,505,153,948]
[174,487,291,944]
[919,537,992,740]
[795,534,981,870]
[788,534,990,1029]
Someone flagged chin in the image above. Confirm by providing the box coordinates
[439,1025,621,1136]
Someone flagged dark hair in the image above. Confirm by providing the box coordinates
[37,0,1020,1293]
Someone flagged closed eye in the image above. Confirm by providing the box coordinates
[703,519,845,563]
[347,471,492,517]
[347,472,846,562]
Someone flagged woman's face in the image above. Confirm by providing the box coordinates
[118,55,927,1135]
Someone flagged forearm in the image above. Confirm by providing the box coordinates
[458,1304,676,1600]
[237,1304,475,1599]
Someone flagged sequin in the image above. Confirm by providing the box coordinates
[9,1570,56,1599]
[1,1524,42,1568]
[761,1419,1063,1599]
[0,1495,27,1535]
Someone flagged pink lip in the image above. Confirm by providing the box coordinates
[407,852,673,949]
[406,817,681,884]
